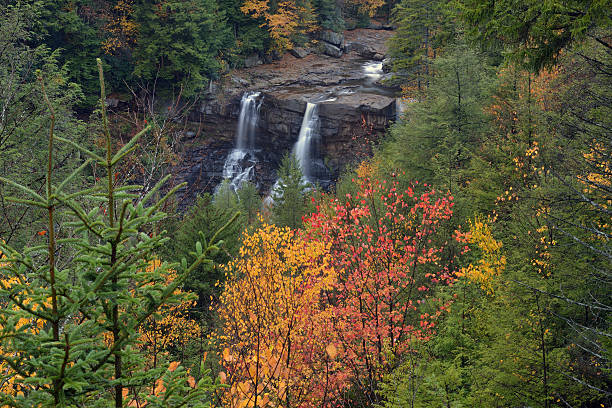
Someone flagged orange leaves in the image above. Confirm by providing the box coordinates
[217,222,339,407]
[218,173,460,405]
[168,361,180,372]
[222,348,233,362]
[304,171,459,396]
[241,0,316,51]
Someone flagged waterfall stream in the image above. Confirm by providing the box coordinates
[220,92,261,191]
[293,102,320,182]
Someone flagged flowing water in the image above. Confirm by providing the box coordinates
[293,102,320,181]
[363,61,383,83]
[219,92,261,192]
[264,102,321,207]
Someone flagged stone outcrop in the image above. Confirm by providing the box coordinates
[172,28,399,207]
[318,30,345,47]
[290,47,309,59]
[321,42,343,58]
[244,54,263,68]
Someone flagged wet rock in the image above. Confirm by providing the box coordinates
[321,42,343,58]
[319,30,344,47]
[373,53,385,61]
[290,47,309,59]
[172,28,398,207]
[244,54,262,68]
[375,73,400,89]
[106,98,119,108]
[382,58,393,73]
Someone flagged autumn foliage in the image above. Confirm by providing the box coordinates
[137,260,201,369]
[216,222,342,407]
[216,165,463,406]
[305,163,461,402]
[241,0,316,51]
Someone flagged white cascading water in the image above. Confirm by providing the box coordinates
[220,92,261,191]
[264,102,320,207]
[292,102,319,181]
[363,61,383,83]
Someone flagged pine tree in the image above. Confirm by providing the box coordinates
[389,0,454,95]
[236,181,262,225]
[163,193,243,316]
[0,1,87,249]
[272,154,309,229]
[0,60,230,407]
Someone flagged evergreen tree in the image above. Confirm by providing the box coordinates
[236,181,262,225]
[163,193,243,316]
[271,154,309,229]
[0,1,87,248]
[35,0,103,107]
[213,179,239,211]
[0,60,225,407]
[381,38,496,217]
[133,0,232,96]
[313,0,344,32]
[389,0,454,94]
[216,0,271,59]
[459,0,612,71]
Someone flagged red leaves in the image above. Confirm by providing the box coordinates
[304,172,462,394]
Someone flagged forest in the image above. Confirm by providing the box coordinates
[0,0,610,407]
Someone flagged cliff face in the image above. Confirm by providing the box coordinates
[173,28,398,207]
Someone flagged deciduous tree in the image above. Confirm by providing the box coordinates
[305,163,462,404]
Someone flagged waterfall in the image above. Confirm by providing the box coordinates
[293,102,320,181]
[235,92,260,151]
[220,92,261,191]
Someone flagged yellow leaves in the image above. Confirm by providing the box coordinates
[461,216,505,294]
[102,0,138,55]
[136,260,201,368]
[241,0,317,51]
[168,361,180,372]
[344,0,385,17]
[217,222,338,407]
[154,378,166,396]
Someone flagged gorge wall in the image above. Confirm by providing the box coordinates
[172,28,398,207]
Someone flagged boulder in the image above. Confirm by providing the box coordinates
[382,58,393,73]
[319,30,344,47]
[290,47,309,59]
[345,42,377,59]
[106,98,120,108]
[321,42,343,58]
[373,53,385,61]
[244,54,262,68]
